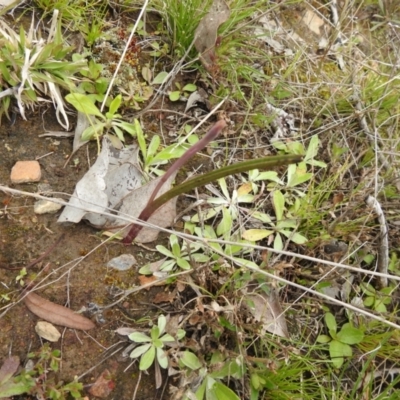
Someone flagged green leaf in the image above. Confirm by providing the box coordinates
[251,211,272,223]
[139,345,155,370]
[109,94,122,116]
[336,324,364,345]
[272,190,285,221]
[169,91,180,101]
[254,170,284,184]
[316,334,331,344]
[177,329,186,340]
[181,351,202,370]
[279,230,308,244]
[160,334,174,343]
[177,258,191,270]
[117,121,140,136]
[231,257,259,269]
[242,229,273,241]
[157,347,168,369]
[130,343,151,359]
[304,135,319,161]
[151,326,160,341]
[363,296,375,307]
[212,381,241,400]
[0,380,34,397]
[141,66,152,83]
[217,208,232,236]
[160,259,176,271]
[329,340,352,358]
[287,163,312,187]
[158,315,167,335]
[156,245,174,258]
[152,71,169,84]
[182,83,197,92]
[124,119,140,138]
[65,93,103,118]
[129,332,151,343]
[95,77,109,94]
[138,264,152,275]
[81,123,105,141]
[113,125,125,142]
[170,234,181,258]
[325,313,337,333]
[374,301,387,313]
[195,379,206,400]
[290,232,308,244]
[191,253,209,262]
[273,233,283,251]
[147,135,161,158]
[251,373,261,390]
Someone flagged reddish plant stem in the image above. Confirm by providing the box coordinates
[122,119,226,245]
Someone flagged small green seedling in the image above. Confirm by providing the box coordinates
[129,315,181,370]
[242,189,308,250]
[15,268,27,287]
[129,315,185,388]
[154,234,209,272]
[360,282,393,313]
[185,351,242,400]
[0,344,84,399]
[0,12,88,128]
[169,82,197,102]
[136,124,198,177]
[65,93,138,147]
[317,312,364,368]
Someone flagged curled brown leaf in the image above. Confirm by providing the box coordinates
[24,292,95,330]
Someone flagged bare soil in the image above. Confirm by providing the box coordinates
[0,109,169,399]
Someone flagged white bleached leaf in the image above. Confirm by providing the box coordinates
[245,289,289,338]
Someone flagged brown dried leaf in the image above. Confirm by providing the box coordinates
[153,290,176,304]
[245,289,289,338]
[194,0,230,70]
[0,356,19,385]
[24,292,95,330]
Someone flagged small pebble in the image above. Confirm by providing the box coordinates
[35,321,61,342]
[107,254,137,271]
[10,160,41,183]
[34,198,63,214]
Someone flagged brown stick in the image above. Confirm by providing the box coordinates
[122,120,226,244]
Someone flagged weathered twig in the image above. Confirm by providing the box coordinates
[365,195,389,288]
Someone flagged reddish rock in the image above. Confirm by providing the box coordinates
[88,369,115,398]
[10,161,41,183]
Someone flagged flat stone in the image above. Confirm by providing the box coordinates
[10,161,41,183]
[107,254,137,271]
[35,321,61,342]
[34,198,63,214]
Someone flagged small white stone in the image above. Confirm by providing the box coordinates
[107,254,137,271]
[35,321,61,342]
[34,198,63,214]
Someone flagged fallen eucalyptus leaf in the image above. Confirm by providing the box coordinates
[0,356,19,386]
[58,138,142,227]
[244,288,289,338]
[59,137,178,243]
[25,292,95,330]
[194,0,230,70]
